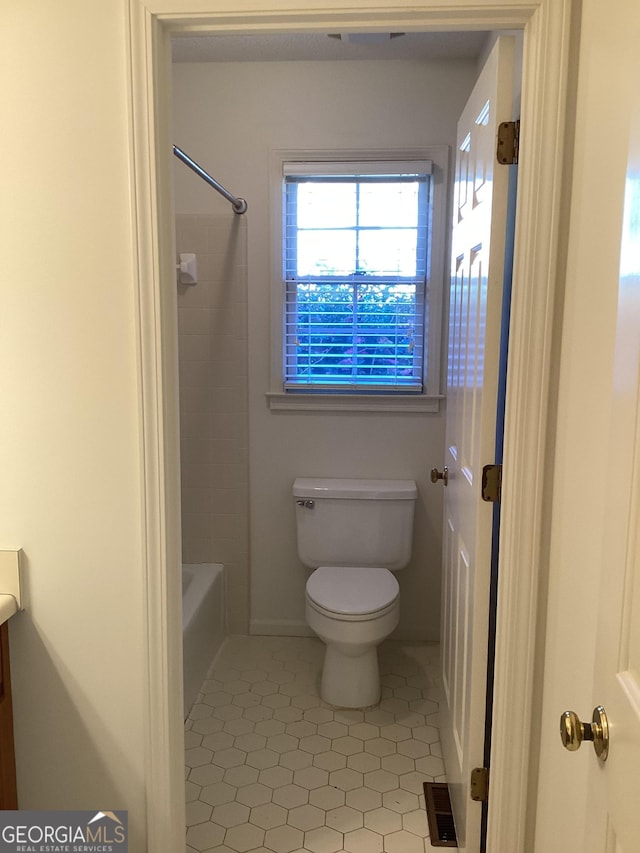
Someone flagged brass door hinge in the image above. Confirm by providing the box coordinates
[470,767,489,802]
[481,464,502,503]
[497,120,520,165]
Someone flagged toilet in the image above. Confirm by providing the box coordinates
[293,477,417,708]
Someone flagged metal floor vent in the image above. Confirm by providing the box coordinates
[423,782,458,847]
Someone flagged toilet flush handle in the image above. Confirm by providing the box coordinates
[296,499,315,509]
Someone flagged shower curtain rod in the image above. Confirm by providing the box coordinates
[173,145,248,214]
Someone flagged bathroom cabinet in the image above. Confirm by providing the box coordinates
[0,622,17,808]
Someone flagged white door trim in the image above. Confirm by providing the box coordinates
[125,2,573,851]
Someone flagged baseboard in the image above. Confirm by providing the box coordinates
[249,619,314,637]
[390,625,438,643]
[249,620,436,642]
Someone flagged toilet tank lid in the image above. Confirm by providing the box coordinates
[293,478,417,500]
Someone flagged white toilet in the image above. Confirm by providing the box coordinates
[293,477,417,708]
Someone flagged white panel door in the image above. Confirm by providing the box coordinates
[440,36,514,851]
[583,38,640,851]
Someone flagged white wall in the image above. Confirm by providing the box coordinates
[0,1,148,844]
[172,58,477,640]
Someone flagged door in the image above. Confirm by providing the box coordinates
[533,1,640,848]
[439,36,514,851]
[582,104,640,850]
[580,20,640,847]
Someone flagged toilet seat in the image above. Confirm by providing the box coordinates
[305,566,399,620]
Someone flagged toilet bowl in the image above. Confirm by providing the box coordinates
[305,566,400,707]
[293,477,417,709]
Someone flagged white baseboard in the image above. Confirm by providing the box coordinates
[250,619,314,637]
[249,619,435,643]
[391,626,436,643]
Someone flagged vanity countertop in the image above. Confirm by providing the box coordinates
[0,551,22,626]
[0,596,18,627]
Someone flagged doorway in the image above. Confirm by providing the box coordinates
[126,3,572,851]
[172,32,504,850]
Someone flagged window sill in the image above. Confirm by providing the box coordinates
[266,392,443,413]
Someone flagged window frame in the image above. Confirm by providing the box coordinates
[268,148,450,413]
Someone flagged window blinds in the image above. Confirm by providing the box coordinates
[283,162,431,393]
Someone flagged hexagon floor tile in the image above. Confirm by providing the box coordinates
[184,635,456,852]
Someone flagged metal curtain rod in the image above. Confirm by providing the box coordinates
[173,145,248,214]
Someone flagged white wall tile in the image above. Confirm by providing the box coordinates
[177,213,249,632]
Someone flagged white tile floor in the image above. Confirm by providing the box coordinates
[184,636,455,853]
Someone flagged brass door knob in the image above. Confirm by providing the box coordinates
[560,706,609,761]
[430,466,448,486]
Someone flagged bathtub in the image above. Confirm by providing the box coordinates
[182,563,225,717]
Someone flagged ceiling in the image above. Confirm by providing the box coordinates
[171,31,489,63]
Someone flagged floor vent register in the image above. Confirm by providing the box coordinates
[423,782,458,847]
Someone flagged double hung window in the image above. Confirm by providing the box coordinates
[283,161,432,394]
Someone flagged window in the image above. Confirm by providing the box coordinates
[284,160,430,394]
[269,150,448,412]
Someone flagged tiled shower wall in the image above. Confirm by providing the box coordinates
[176,213,249,633]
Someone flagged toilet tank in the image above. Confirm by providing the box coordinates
[293,478,417,571]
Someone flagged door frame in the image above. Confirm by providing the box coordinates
[126,2,573,851]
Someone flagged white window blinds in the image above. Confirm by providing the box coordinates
[283,161,431,393]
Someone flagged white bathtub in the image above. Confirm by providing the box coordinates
[182,563,225,717]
